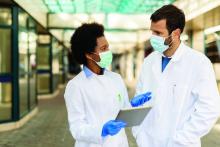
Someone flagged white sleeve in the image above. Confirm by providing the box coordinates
[64,82,104,144]
[170,59,220,146]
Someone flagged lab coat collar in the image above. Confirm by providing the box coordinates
[170,42,185,62]
[152,42,186,81]
[157,42,185,62]
[83,65,105,78]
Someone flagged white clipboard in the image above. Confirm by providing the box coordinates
[115,105,152,127]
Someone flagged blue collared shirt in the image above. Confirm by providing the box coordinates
[162,56,172,72]
[83,66,93,78]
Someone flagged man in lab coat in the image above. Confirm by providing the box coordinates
[133,4,220,147]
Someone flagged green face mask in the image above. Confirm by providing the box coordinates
[93,50,113,68]
[150,34,172,53]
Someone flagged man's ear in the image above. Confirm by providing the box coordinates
[173,28,181,38]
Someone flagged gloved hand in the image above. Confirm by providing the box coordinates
[101,120,127,137]
[130,92,152,107]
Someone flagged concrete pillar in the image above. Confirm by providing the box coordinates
[134,49,144,81]
[125,51,134,83]
[119,54,126,78]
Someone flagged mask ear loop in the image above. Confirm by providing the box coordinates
[164,34,173,46]
[87,52,100,63]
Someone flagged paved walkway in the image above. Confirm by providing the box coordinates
[0,88,219,147]
[0,89,74,147]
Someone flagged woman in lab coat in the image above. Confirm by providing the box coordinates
[133,4,220,147]
[64,23,151,147]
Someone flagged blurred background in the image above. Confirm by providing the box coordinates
[0,0,220,146]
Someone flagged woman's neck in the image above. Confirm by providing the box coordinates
[86,61,103,75]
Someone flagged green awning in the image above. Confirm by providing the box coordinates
[43,0,176,14]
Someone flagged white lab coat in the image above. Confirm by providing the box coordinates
[64,69,129,147]
[133,42,220,147]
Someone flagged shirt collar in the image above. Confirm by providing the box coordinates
[83,65,106,78]
[83,66,93,78]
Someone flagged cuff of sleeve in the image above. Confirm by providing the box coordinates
[96,126,106,144]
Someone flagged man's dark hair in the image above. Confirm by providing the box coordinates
[150,4,185,34]
[70,23,104,65]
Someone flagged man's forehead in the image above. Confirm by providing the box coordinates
[150,19,167,30]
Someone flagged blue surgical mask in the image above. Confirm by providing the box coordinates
[150,34,172,53]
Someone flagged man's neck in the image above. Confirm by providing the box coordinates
[164,40,181,57]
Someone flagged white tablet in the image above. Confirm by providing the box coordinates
[115,106,152,127]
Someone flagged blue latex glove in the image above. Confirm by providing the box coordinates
[130,92,152,107]
[101,120,127,137]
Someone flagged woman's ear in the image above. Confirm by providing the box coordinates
[85,52,101,62]
[85,53,91,59]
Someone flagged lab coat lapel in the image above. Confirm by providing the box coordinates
[152,53,163,83]
[159,42,186,82]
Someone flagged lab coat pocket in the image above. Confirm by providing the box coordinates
[172,84,189,111]
[171,84,189,129]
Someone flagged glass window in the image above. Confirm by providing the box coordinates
[29,30,37,108]
[19,75,28,116]
[52,40,61,90]
[52,42,61,70]
[205,32,220,93]
[63,51,69,81]
[29,72,36,108]
[18,31,29,74]
[52,52,60,74]
[18,11,28,28]
[19,10,29,116]
[19,11,37,111]
[0,29,11,73]
[0,82,12,121]
[29,32,37,54]
[205,32,220,63]
[58,50,64,84]
[0,7,12,121]
[37,44,51,94]
[28,18,35,28]
[37,45,50,69]
[38,35,51,44]
[19,30,29,116]
[0,8,11,25]
[37,74,50,93]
